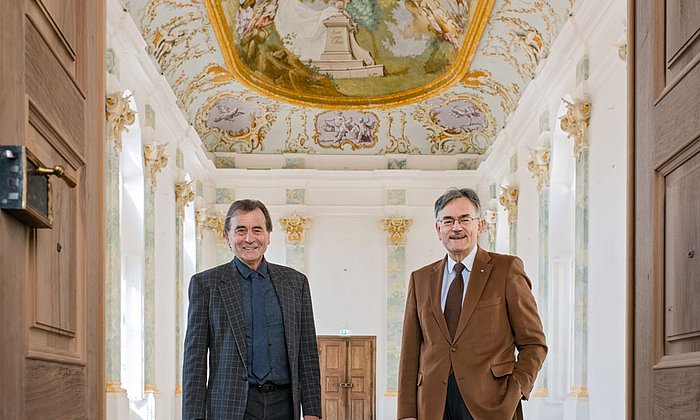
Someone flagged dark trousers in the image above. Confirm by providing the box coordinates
[443,374,524,420]
[244,385,293,420]
[444,374,474,420]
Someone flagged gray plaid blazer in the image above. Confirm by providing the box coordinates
[183,260,322,419]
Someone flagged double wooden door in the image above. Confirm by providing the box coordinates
[318,336,376,420]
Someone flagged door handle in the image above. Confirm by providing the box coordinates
[36,165,77,188]
[339,383,353,388]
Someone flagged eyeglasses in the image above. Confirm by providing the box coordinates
[438,216,480,228]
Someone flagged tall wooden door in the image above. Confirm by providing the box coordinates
[633,0,700,418]
[0,0,104,418]
[319,336,375,420]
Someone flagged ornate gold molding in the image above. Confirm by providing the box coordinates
[196,208,225,239]
[567,386,589,398]
[105,381,127,393]
[278,213,311,246]
[382,215,413,246]
[380,110,419,154]
[143,143,169,188]
[526,146,551,192]
[144,384,160,394]
[560,98,591,158]
[175,181,195,217]
[532,387,549,398]
[280,109,315,154]
[105,91,136,153]
[499,185,519,223]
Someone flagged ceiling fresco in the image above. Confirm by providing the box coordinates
[124,0,575,170]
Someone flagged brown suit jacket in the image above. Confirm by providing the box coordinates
[397,247,547,420]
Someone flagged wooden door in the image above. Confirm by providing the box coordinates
[633,0,700,418]
[319,336,375,420]
[0,0,104,418]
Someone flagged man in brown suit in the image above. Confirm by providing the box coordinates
[397,188,547,420]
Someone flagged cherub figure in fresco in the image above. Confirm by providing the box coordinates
[357,116,376,143]
[405,0,466,48]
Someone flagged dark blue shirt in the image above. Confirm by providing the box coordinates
[233,257,290,385]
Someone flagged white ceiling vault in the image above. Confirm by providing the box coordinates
[123,0,575,170]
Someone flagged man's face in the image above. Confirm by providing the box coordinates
[435,197,484,261]
[224,208,270,270]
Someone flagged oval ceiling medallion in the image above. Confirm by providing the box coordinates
[205,0,495,109]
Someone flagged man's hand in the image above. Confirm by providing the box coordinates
[303,416,320,420]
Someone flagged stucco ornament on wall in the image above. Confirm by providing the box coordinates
[143,143,169,188]
[196,92,280,153]
[526,146,551,192]
[413,93,496,154]
[483,208,498,246]
[380,110,420,154]
[175,181,195,217]
[105,91,136,153]
[280,109,315,154]
[196,208,225,239]
[499,184,519,223]
[278,213,311,246]
[560,98,591,158]
[382,214,413,246]
[314,110,380,150]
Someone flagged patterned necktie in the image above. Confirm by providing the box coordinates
[251,272,270,381]
[444,262,465,340]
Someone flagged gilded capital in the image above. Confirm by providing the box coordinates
[560,98,591,158]
[279,213,311,246]
[175,181,195,217]
[105,91,136,153]
[196,208,225,239]
[143,143,169,188]
[381,214,412,246]
[526,146,551,192]
[483,209,498,246]
[499,185,519,224]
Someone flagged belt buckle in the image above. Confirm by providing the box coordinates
[258,382,276,393]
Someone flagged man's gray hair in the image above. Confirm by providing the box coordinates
[434,188,482,219]
[223,199,273,234]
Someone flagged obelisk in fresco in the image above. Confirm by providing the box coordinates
[312,0,384,78]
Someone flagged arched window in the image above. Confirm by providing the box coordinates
[547,96,576,400]
[119,91,146,403]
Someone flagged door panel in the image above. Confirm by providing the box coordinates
[663,150,700,356]
[26,0,79,78]
[348,339,374,420]
[665,0,700,78]
[634,0,700,418]
[320,338,347,419]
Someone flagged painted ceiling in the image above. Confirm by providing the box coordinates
[124,0,574,170]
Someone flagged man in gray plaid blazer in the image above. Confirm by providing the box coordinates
[183,199,322,419]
